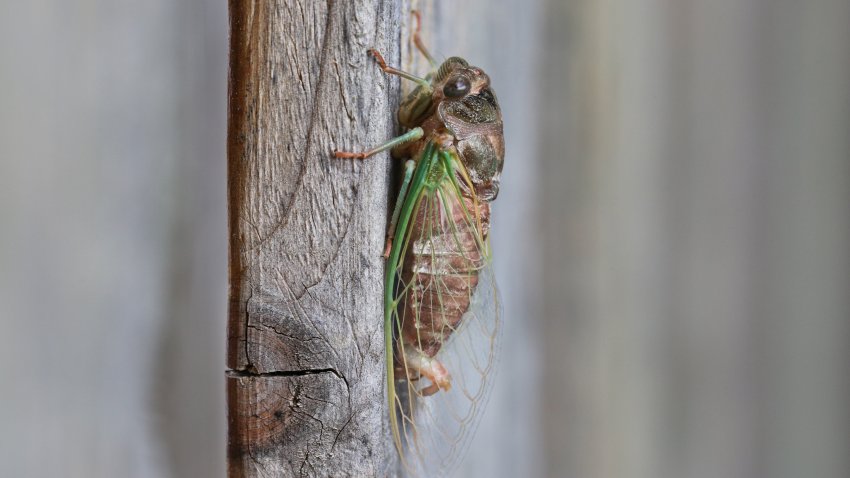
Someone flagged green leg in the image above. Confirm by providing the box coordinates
[384,159,416,257]
[334,127,423,160]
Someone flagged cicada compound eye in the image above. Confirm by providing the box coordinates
[443,76,471,98]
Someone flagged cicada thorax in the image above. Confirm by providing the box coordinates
[398,57,504,190]
[393,57,504,393]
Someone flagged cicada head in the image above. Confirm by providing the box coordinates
[435,57,504,202]
[396,57,475,128]
[397,57,505,201]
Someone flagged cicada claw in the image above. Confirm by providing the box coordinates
[332,150,367,159]
[402,347,452,396]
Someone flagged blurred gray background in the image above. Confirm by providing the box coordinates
[1,1,848,477]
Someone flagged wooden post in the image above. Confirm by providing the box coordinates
[225,1,403,475]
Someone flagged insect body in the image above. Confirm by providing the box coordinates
[334,17,503,476]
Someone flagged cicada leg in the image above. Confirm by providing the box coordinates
[411,10,437,67]
[333,127,423,159]
[384,159,416,258]
[367,49,431,89]
[401,346,452,396]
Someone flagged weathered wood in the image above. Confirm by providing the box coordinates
[225,1,403,476]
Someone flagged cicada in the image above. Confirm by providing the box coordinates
[334,13,503,477]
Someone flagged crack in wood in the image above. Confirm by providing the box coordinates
[226,368,343,379]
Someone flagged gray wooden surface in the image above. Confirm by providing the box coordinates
[1,0,848,477]
[225,1,402,476]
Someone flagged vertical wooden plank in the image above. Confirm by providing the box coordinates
[154,1,229,477]
[537,0,610,475]
[0,2,182,477]
[663,1,765,475]
[538,0,850,477]
[758,2,850,477]
[539,0,767,475]
[226,1,401,476]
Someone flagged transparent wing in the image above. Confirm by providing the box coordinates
[389,157,502,477]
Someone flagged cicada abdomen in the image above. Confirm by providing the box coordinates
[391,152,503,476]
[333,14,504,477]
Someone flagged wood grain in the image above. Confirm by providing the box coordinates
[226,1,403,475]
